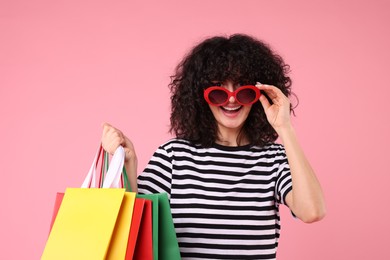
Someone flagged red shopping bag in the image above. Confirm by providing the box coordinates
[126,198,153,260]
[49,192,64,231]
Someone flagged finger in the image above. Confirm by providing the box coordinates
[102,122,113,135]
[256,83,277,103]
[105,124,123,141]
[259,93,271,110]
[111,130,124,144]
[256,84,288,104]
[124,136,134,149]
[256,83,282,94]
[257,84,280,98]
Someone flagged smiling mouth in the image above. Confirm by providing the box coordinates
[221,105,242,113]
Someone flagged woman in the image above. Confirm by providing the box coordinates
[102,34,326,259]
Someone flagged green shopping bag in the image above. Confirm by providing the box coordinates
[120,157,181,260]
[137,193,181,260]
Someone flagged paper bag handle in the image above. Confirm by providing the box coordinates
[101,146,125,188]
[81,144,103,188]
[81,145,125,188]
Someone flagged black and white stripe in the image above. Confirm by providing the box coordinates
[138,139,292,260]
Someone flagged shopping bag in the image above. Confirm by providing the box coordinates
[47,191,139,260]
[107,191,136,260]
[99,150,154,260]
[126,198,153,260]
[42,146,137,260]
[120,157,180,259]
[117,152,180,259]
[42,188,128,260]
[137,193,181,260]
[48,192,64,230]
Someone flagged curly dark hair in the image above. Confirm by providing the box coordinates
[169,34,294,147]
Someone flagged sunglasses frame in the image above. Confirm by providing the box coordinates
[204,85,261,106]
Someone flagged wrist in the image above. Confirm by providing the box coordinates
[125,155,137,164]
[276,124,296,144]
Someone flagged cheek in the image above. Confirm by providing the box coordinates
[208,104,218,115]
[242,106,252,116]
[208,105,223,122]
[210,107,218,118]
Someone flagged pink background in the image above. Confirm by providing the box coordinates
[1,0,389,259]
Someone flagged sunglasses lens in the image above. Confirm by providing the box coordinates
[208,89,228,105]
[236,88,257,104]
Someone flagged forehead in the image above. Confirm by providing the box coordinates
[209,78,254,85]
[204,62,254,83]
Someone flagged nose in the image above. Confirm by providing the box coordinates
[223,81,237,103]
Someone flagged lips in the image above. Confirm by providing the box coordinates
[221,105,242,114]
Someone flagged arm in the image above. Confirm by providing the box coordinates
[257,84,326,223]
[101,123,138,192]
[279,126,326,223]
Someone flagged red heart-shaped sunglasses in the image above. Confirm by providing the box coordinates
[204,85,261,106]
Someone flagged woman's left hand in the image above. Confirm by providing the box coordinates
[256,83,292,133]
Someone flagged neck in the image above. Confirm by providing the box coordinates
[215,127,249,147]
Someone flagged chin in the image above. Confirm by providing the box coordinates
[218,120,245,131]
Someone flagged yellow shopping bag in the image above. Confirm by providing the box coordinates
[107,191,136,260]
[42,146,136,260]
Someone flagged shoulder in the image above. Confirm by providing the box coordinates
[247,143,288,164]
[159,138,201,151]
[153,139,199,158]
[259,142,285,152]
[160,138,191,148]
[252,142,284,149]
[247,142,286,154]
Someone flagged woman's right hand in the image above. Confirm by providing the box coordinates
[102,123,138,192]
[101,123,137,163]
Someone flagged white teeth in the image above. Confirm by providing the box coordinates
[223,106,241,111]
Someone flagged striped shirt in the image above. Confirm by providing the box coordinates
[138,139,293,260]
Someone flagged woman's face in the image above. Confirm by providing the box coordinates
[207,80,253,137]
